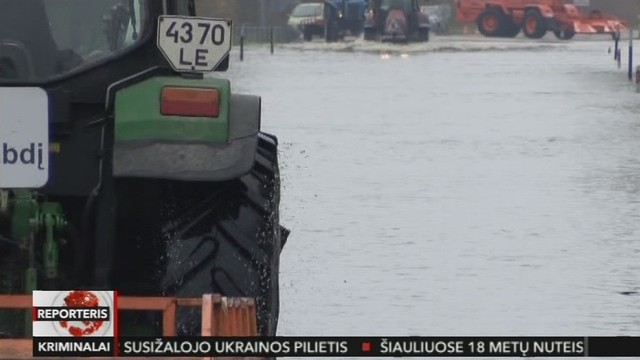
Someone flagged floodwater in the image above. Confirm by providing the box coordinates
[222,33,640,355]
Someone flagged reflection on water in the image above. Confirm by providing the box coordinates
[223,37,640,349]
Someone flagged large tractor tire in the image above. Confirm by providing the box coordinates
[477,8,505,37]
[114,132,288,337]
[522,10,547,39]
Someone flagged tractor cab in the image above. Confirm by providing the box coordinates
[0,0,227,85]
[0,0,146,82]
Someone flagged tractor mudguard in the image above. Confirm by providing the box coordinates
[228,94,261,139]
[112,76,261,182]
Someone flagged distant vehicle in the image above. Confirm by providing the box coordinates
[324,0,368,41]
[288,2,325,41]
[420,4,451,34]
[364,0,430,43]
[288,0,367,42]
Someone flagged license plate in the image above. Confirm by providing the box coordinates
[157,16,232,73]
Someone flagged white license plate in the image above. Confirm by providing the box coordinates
[157,16,232,73]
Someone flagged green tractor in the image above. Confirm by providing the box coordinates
[0,0,288,337]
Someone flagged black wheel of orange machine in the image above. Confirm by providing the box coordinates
[522,9,547,39]
[477,8,505,37]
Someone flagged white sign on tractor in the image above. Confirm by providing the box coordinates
[157,16,232,73]
[0,87,49,188]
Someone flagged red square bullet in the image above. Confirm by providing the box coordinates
[362,342,372,352]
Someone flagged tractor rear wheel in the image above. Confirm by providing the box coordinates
[522,10,547,39]
[477,8,505,37]
[114,132,288,337]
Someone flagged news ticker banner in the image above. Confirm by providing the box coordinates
[32,336,640,357]
[28,290,640,358]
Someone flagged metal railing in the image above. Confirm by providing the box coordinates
[234,24,302,60]
[0,293,261,359]
[232,24,299,45]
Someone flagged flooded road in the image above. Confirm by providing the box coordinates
[223,34,640,345]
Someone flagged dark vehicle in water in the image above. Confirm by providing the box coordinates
[324,0,368,41]
[288,0,367,42]
[288,2,326,40]
[364,0,430,43]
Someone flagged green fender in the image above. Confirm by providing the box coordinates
[112,76,261,181]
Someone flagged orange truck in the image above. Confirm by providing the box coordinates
[454,0,627,39]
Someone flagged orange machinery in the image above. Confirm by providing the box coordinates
[454,0,627,39]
